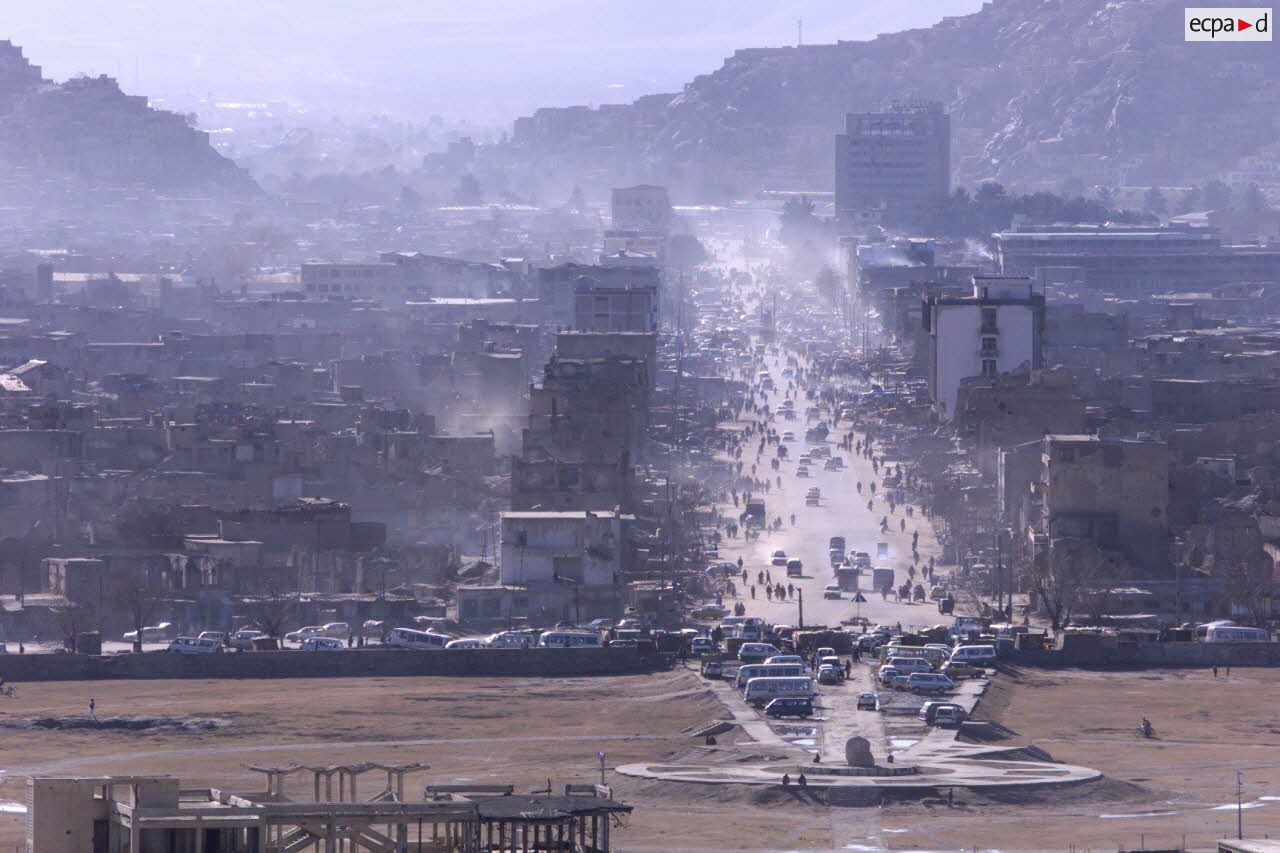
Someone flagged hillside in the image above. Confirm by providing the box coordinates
[0,40,256,197]
[504,0,1279,196]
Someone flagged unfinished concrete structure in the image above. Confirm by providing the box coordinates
[27,768,631,853]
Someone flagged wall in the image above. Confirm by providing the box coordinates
[932,302,1037,419]
[0,646,649,682]
[1012,641,1280,668]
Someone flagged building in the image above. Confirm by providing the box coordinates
[610,185,671,232]
[834,101,950,227]
[993,224,1280,294]
[572,279,658,332]
[300,262,404,302]
[923,276,1046,420]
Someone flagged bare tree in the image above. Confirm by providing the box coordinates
[252,584,294,639]
[109,568,162,653]
[1221,553,1274,627]
[1026,538,1116,633]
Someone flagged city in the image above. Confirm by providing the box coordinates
[0,2,1279,851]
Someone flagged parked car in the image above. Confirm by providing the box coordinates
[284,626,324,643]
[739,643,781,664]
[690,637,717,656]
[445,638,485,650]
[763,697,814,718]
[908,672,955,694]
[167,636,223,655]
[890,674,912,690]
[300,637,345,652]
[764,654,804,665]
[878,665,901,685]
[818,655,843,673]
[885,656,933,674]
[941,661,985,679]
[228,629,264,650]
[817,665,841,685]
[197,631,228,646]
[123,622,173,643]
[321,622,351,639]
[700,660,724,679]
[934,705,966,727]
[856,692,879,711]
[918,701,967,725]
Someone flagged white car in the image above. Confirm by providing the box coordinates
[299,636,345,651]
[167,636,223,655]
[445,638,485,649]
[123,622,173,643]
[284,626,324,643]
[765,655,804,665]
[228,629,264,650]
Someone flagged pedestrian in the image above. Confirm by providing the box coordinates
[88,697,96,721]
[798,772,807,787]
[1227,665,1231,677]
[1213,664,1219,678]
[751,585,756,599]
[781,773,791,787]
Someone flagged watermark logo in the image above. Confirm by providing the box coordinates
[1186,7,1272,40]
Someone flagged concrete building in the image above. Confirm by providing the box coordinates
[835,101,950,226]
[924,276,1045,420]
[572,279,658,333]
[610,185,671,232]
[300,262,403,302]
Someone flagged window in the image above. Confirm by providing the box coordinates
[981,307,998,333]
[981,359,997,378]
[981,336,998,356]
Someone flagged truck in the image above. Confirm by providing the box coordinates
[744,498,766,525]
[835,565,860,590]
[872,567,895,592]
[828,536,846,552]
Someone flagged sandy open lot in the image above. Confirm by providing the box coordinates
[1,666,1278,852]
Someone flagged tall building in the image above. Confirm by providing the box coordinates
[924,276,1045,420]
[835,101,950,227]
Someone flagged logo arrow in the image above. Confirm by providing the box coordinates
[1240,18,1253,30]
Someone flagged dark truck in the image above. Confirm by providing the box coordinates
[744,498,766,525]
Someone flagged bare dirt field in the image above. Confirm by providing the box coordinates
[1,666,1277,852]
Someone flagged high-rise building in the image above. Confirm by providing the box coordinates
[835,101,951,227]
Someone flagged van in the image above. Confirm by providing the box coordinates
[445,638,486,650]
[735,663,805,688]
[486,631,536,648]
[743,676,815,707]
[949,645,998,664]
[387,628,449,650]
[167,636,223,655]
[738,642,780,664]
[885,656,933,674]
[907,672,954,694]
[300,636,345,652]
[538,631,602,648]
[934,706,965,727]
[919,701,966,725]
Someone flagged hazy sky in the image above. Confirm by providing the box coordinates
[7,1,984,124]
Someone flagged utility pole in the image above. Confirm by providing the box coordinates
[797,588,804,629]
[1237,769,1245,839]
[797,18,803,46]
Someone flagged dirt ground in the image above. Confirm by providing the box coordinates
[2,666,1277,852]
[0,669,838,853]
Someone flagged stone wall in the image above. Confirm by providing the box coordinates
[1011,641,1280,669]
[0,646,650,682]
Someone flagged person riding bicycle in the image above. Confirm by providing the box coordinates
[1140,717,1153,737]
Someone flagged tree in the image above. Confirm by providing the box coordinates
[452,173,483,205]
[1026,539,1116,633]
[112,569,162,653]
[1203,179,1232,212]
[815,266,841,303]
[252,584,295,639]
[667,234,708,270]
[1144,186,1167,217]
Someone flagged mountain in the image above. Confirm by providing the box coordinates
[502,0,1280,197]
[0,40,256,196]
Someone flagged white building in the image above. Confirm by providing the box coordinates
[499,510,627,587]
[925,276,1045,420]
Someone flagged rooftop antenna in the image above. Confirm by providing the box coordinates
[797,18,803,46]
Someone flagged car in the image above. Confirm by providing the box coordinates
[690,602,731,619]
[738,642,781,664]
[890,674,912,690]
[445,638,485,649]
[786,559,803,577]
[300,636,346,652]
[823,585,842,600]
[608,638,638,647]
[878,665,901,685]
[934,706,965,727]
[691,637,717,655]
[856,692,879,711]
[819,655,843,672]
[829,549,845,567]
[824,458,840,471]
[885,656,933,674]
[771,550,788,566]
[588,618,615,629]
[197,631,228,646]
[763,697,814,718]
[284,626,324,643]
[797,456,813,467]
[320,622,351,639]
[857,634,882,651]
[167,636,223,655]
[908,672,955,694]
[229,629,265,650]
[796,467,810,478]
[700,660,724,679]
[765,654,804,665]
[918,701,967,725]
[123,622,173,643]
[815,647,836,659]
[817,665,841,685]
[782,431,796,441]
[941,661,985,679]
[810,446,831,458]
[929,586,950,601]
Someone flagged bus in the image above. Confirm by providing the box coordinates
[734,663,805,688]
[1198,621,1270,643]
[387,628,450,650]
[537,630,602,648]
